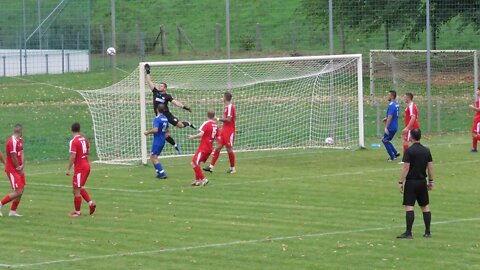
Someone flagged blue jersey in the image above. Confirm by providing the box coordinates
[386,100,400,131]
[153,114,169,146]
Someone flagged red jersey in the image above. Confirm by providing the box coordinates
[69,135,91,171]
[222,103,236,133]
[404,102,420,130]
[474,99,480,120]
[5,136,23,172]
[197,120,218,153]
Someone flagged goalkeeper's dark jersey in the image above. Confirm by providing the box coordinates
[152,87,173,113]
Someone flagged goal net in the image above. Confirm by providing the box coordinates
[370,50,478,136]
[79,55,364,165]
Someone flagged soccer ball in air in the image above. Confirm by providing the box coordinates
[106,47,116,56]
[324,137,334,145]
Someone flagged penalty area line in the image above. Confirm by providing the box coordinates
[3,216,480,269]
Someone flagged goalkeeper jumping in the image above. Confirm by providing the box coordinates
[145,64,196,154]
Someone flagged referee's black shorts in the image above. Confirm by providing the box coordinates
[403,179,429,207]
[164,111,180,126]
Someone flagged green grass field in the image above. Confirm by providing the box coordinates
[0,134,479,269]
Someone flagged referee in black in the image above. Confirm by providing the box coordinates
[397,128,434,239]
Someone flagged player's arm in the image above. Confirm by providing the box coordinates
[0,151,5,165]
[384,114,393,134]
[217,116,232,123]
[171,99,192,112]
[144,64,155,91]
[188,131,204,140]
[66,152,76,176]
[144,127,159,136]
[398,162,410,193]
[427,161,434,190]
[10,151,20,172]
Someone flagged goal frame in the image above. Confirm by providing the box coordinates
[138,55,364,165]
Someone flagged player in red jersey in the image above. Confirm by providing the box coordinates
[188,110,218,186]
[469,88,480,152]
[0,124,26,217]
[203,92,237,174]
[66,122,96,217]
[402,92,420,154]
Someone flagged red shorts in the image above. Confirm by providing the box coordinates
[472,119,480,134]
[192,151,211,166]
[218,131,235,148]
[72,170,90,188]
[5,170,26,190]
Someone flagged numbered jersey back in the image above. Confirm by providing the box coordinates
[69,135,90,171]
[198,120,218,153]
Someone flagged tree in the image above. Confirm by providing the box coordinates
[402,0,479,49]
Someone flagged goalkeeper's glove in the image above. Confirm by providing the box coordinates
[144,64,151,74]
[183,106,192,112]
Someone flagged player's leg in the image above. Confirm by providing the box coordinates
[167,112,196,130]
[191,151,204,185]
[192,152,209,186]
[402,131,410,155]
[382,132,399,161]
[418,184,431,238]
[69,172,83,217]
[204,143,224,172]
[471,121,480,152]
[150,145,167,179]
[9,176,25,216]
[0,172,25,216]
[79,170,96,215]
[164,114,182,153]
[397,181,415,239]
[226,133,236,174]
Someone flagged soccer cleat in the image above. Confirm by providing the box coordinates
[8,211,22,217]
[89,203,97,215]
[226,168,237,174]
[68,212,81,217]
[156,174,168,180]
[395,153,401,159]
[471,148,478,153]
[398,161,404,165]
[191,180,201,186]
[203,166,214,173]
[200,179,209,186]
[175,144,182,155]
[396,232,413,239]
[423,232,431,238]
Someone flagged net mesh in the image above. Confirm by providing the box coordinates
[370,50,477,135]
[78,56,362,164]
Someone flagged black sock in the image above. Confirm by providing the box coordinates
[406,211,414,234]
[166,136,176,146]
[423,211,431,234]
[182,121,191,127]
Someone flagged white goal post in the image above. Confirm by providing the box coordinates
[79,55,364,165]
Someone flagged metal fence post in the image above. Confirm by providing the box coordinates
[2,56,5,77]
[255,23,262,52]
[45,54,48,74]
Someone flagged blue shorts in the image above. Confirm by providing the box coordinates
[151,143,165,156]
[382,131,397,141]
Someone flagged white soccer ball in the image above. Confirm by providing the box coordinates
[325,137,334,145]
[106,47,116,56]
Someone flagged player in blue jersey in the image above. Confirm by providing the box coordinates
[382,90,401,161]
[144,104,169,179]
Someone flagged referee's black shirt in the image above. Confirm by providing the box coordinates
[402,143,433,180]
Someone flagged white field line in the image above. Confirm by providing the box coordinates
[2,216,479,269]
